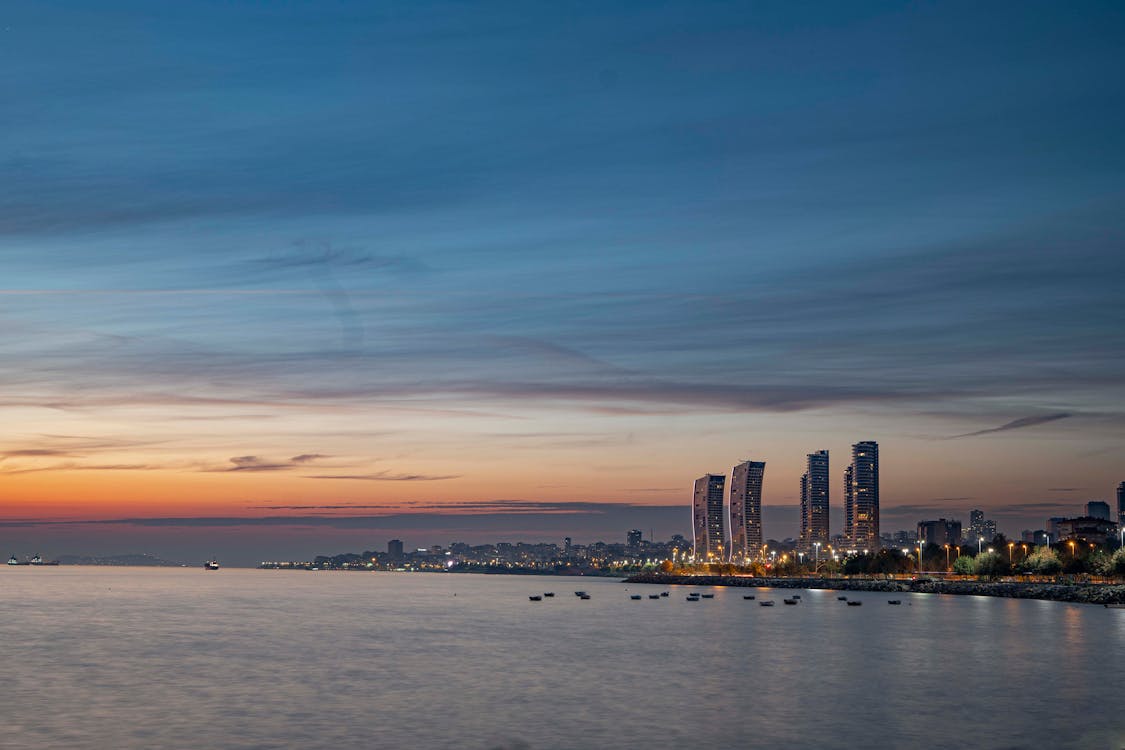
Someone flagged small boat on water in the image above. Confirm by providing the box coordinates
[783,598,798,605]
[888,600,902,605]
[837,596,848,601]
[529,595,542,601]
[700,593,715,599]
[204,560,220,571]
[579,594,591,600]
[743,595,756,600]
[847,600,863,606]
[791,594,801,599]
[659,591,669,597]
[7,555,24,566]
[574,591,588,597]
[760,600,775,607]
[543,592,554,597]
[686,596,700,601]
[648,594,661,600]
[630,595,642,600]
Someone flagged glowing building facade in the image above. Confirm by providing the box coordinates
[728,460,765,561]
[692,474,727,561]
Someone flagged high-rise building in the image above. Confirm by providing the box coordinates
[728,460,766,561]
[845,441,880,549]
[968,509,985,540]
[800,450,830,551]
[1118,482,1125,530]
[387,539,404,559]
[1085,501,1111,522]
[917,519,962,546]
[627,529,643,549]
[692,474,727,561]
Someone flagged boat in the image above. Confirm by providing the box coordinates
[543,592,555,597]
[783,598,798,605]
[7,555,22,566]
[700,593,715,599]
[28,555,58,566]
[648,594,661,599]
[659,591,669,597]
[579,594,591,600]
[847,600,863,606]
[204,560,220,571]
[888,600,902,605]
[686,596,700,601]
[791,594,801,599]
[529,595,542,601]
[837,596,848,601]
[759,600,775,607]
[743,595,756,600]
[574,591,588,597]
[630,595,642,600]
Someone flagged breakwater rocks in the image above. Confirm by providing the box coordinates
[622,573,1125,605]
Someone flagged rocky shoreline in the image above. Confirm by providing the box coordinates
[623,572,1125,605]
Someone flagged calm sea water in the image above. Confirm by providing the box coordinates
[2,567,1122,749]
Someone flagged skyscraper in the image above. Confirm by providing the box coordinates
[1118,482,1125,530]
[693,474,727,561]
[800,450,829,551]
[845,441,880,550]
[1086,501,1111,521]
[728,460,766,562]
[969,509,986,541]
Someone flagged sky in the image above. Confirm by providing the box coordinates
[2,0,1124,565]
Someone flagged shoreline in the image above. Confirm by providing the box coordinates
[623,572,1125,605]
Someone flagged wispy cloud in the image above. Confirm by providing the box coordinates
[947,413,1072,439]
[209,454,330,473]
[304,472,460,482]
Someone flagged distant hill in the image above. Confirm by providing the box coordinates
[56,553,182,567]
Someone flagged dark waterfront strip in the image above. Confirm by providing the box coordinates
[623,573,1125,605]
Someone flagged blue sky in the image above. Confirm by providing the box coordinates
[1,1,1123,563]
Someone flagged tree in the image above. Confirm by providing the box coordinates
[1088,549,1112,577]
[1112,548,1125,578]
[1023,547,1062,576]
[974,551,1007,579]
[953,555,975,576]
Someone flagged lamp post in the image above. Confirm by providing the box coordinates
[814,542,821,573]
[1008,542,1014,565]
[917,541,923,576]
[977,536,984,555]
[944,544,950,571]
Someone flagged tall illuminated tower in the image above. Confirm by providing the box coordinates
[692,474,727,561]
[846,441,880,549]
[1118,482,1125,531]
[728,460,766,561]
[799,450,829,551]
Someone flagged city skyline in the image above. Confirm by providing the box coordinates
[2,1,1123,564]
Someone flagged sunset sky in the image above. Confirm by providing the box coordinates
[3,1,1123,564]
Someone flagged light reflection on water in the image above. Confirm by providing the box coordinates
[2,568,1123,749]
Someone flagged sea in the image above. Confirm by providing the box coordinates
[2,567,1122,750]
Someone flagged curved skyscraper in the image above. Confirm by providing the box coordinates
[692,474,726,561]
[728,460,765,562]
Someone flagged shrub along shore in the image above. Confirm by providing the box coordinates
[623,572,1125,605]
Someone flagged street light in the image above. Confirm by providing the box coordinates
[1008,542,1014,564]
[944,544,951,571]
[978,536,984,555]
[814,542,821,572]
